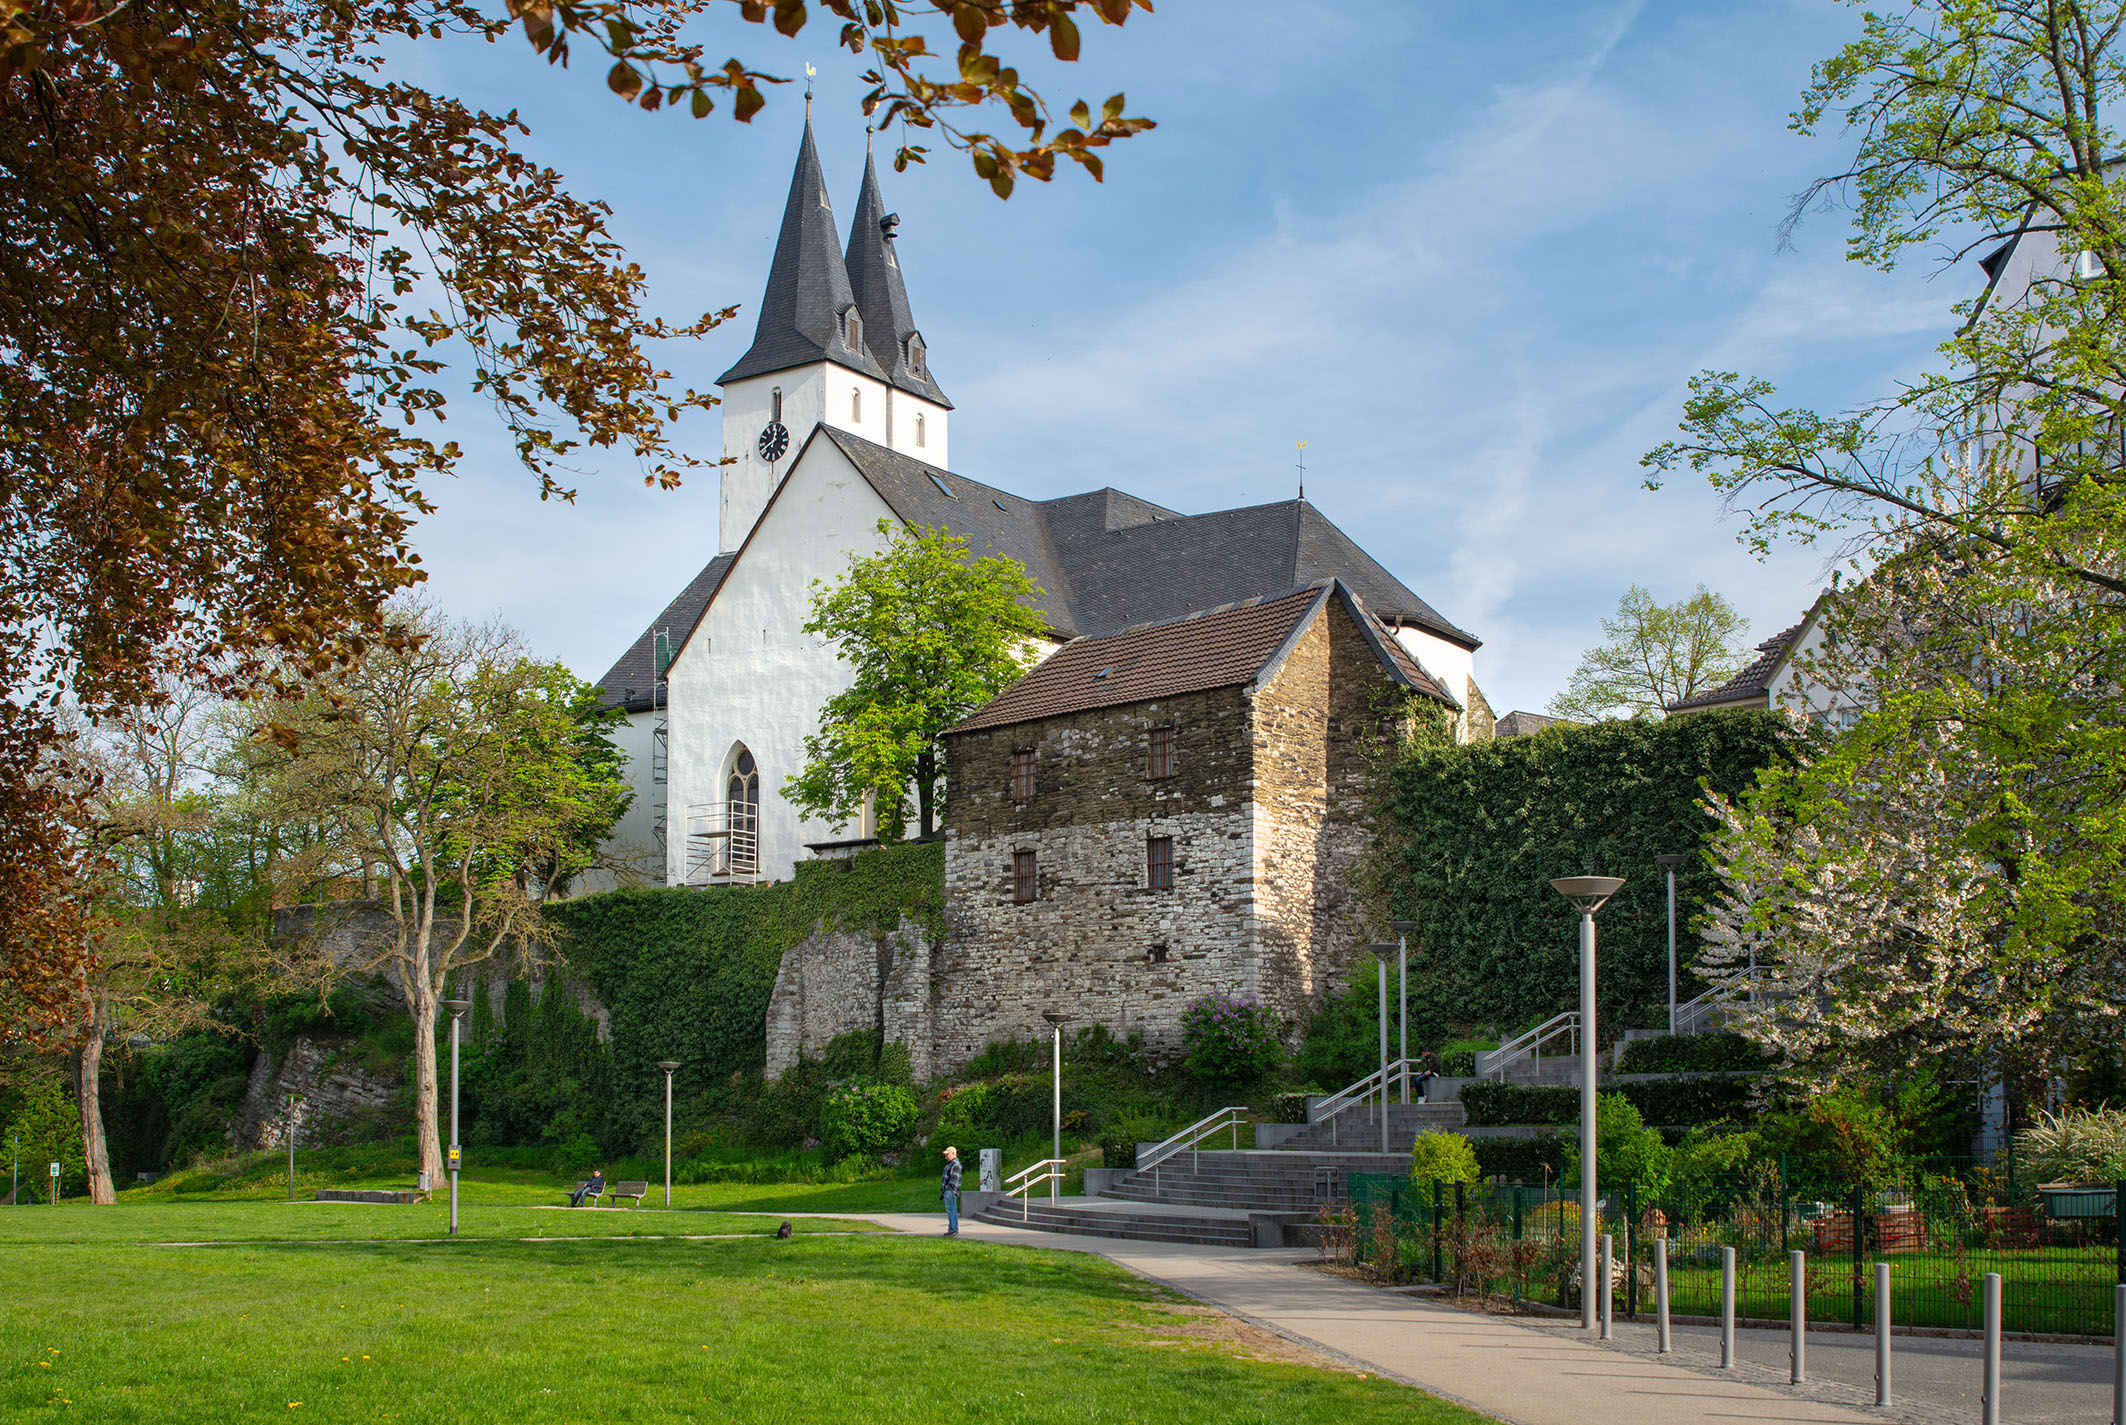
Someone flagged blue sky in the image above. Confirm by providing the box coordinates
[402,0,1955,716]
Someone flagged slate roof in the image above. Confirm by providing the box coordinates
[817,427,1478,648]
[717,119,887,387]
[596,553,735,713]
[844,152,951,408]
[948,581,1452,735]
[1666,623,1802,713]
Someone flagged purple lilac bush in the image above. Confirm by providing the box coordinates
[1179,992,1285,1085]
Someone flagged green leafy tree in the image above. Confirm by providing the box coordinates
[1546,585,1751,721]
[237,605,630,1183]
[789,521,1047,838]
[1408,1129,1481,1187]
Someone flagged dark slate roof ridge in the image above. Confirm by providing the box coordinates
[844,152,952,408]
[717,118,888,387]
[1293,499,1477,647]
[595,551,737,712]
[814,425,1080,637]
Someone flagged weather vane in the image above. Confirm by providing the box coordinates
[805,62,816,118]
[1296,440,1306,502]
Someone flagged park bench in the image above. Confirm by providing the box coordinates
[1809,1209,1929,1255]
[608,1180,650,1206]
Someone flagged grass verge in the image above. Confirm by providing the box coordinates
[0,1210,1495,1424]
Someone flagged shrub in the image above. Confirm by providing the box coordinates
[1180,993,1285,1086]
[819,1080,920,1161]
[1616,1031,1763,1075]
[1459,1082,1576,1126]
[1562,1094,1671,1196]
[553,1132,600,1177]
[1409,1130,1482,1186]
[1268,1092,1313,1124]
[1098,1114,1167,1171]
[1670,1128,1764,1181]
[1473,1134,1564,1183]
[1763,1084,1900,1181]
[2016,1107,2126,1185]
[935,1073,1052,1142]
[1617,1075,1754,1126]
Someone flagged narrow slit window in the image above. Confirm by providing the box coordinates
[1011,748,1035,803]
[1147,726,1175,780]
[1147,836,1174,892]
[1013,849,1037,903]
[915,412,927,447]
[851,387,862,422]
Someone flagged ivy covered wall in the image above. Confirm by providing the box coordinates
[1376,711,1792,1042]
[545,840,945,1146]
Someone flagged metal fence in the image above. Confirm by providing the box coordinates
[1344,1166,2126,1338]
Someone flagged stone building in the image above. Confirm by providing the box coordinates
[937,579,1453,1062]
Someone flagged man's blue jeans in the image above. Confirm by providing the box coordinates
[944,1189,959,1234]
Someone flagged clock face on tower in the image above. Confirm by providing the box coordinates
[756,421,790,463]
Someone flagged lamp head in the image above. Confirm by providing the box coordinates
[1550,876,1625,914]
[657,1061,681,1073]
[1041,1011,1069,1026]
[441,999,472,1017]
[1654,854,1686,871]
[1388,920,1417,934]
[1367,943,1398,956]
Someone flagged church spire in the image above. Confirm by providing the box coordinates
[717,118,887,386]
[843,150,953,408]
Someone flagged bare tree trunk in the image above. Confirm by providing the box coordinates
[76,997,115,1205]
[410,979,443,1184]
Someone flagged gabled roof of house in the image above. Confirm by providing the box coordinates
[717,119,887,387]
[1496,709,1571,737]
[816,427,1478,647]
[844,152,951,408]
[1666,622,1804,713]
[596,552,736,713]
[946,580,1454,735]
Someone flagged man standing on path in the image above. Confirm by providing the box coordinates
[940,1146,962,1236]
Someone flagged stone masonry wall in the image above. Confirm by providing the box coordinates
[763,912,938,1082]
[940,685,1255,1064]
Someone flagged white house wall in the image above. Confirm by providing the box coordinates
[666,438,902,884]
[1391,626,1477,740]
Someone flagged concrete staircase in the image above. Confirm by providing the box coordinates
[975,1195,1258,1248]
[1264,1102,1467,1155]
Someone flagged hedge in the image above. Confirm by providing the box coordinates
[1376,711,1792,1041]
[544,840,945,1147]
[1459,1075,1755,1128]
[1472,1134,1564,1182]
[1615,1031,1765,1075]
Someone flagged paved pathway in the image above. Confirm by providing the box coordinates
[869,1209,2116,1425]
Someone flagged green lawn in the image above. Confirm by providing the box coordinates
[0,1205,1494,1424]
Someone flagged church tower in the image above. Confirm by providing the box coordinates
[715,122,951,553]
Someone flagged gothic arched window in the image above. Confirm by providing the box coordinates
[915,412,926,448]
[726,746,760,874]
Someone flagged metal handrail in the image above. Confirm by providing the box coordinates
[1004,1157,1068,1218]
[1137,1106,1249,1173]
[1475,1010,1578,1080]
[1307,1059,1429,1123]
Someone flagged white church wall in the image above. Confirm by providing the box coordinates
[666,438,902,885]
[578,708,664,893]
[880,385,949,468]
[1391,626,1477,740]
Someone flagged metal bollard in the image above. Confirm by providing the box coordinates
[1982,1272,2002,1425]
[1720,1246,1736,1369]
[2114,1283,2125,1425]
[1875,1261,1891,1408]
[1790,1249,1807,1384]
[1600,1234,1613,1341]
[1654,1237,1671,1353]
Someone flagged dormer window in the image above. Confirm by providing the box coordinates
[844,307,863,353]
[907,333,925,376]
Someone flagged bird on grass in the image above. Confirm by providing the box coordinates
[775,1221,792,1239]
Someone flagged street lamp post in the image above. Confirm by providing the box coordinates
[1655,855,1685,1035]
[658,1061,682,1208]
[1551,875,1624,1332]
[285,1092,302,1202]
[1390,920,1417,1103]
[1043,1012,1069,1203]
[442,999,472,1236]
[1368,945,1397,1152]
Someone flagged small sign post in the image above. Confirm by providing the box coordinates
[49,1160,60,1207]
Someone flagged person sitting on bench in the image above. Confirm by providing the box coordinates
[569,1169,606,1208]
